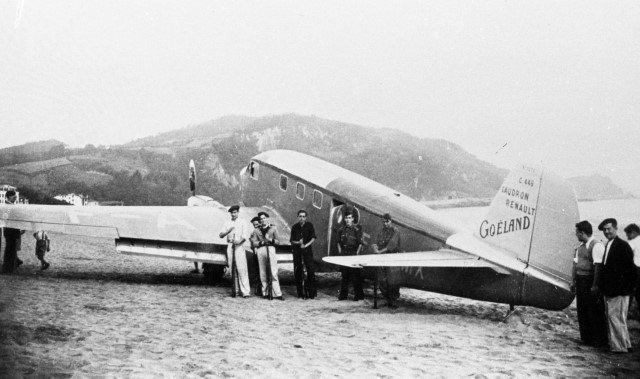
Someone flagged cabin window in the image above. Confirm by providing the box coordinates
[248,161,259,180]
[313,190,323,209]
[279,175,288,191]
[296,182,305,200]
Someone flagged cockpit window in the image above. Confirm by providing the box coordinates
[279,174,288,191]
[248,161,259,180]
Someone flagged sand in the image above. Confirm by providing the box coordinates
[1,233,639,378]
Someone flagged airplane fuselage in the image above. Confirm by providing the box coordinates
[240,150,575,310]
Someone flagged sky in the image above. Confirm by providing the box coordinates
[1,1,639,194]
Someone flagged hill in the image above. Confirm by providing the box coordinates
[567,174,631,201]
[0,114,509,205]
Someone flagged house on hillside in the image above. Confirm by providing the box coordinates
[0,184,28,204]
[54,193,88,206]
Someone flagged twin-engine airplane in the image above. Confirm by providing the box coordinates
[0,150,578,310]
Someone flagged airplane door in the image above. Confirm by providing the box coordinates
[327,204,360,256]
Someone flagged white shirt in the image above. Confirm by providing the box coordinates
[628,237,640,267]
[221,218,250,248]
[574,236,605,264]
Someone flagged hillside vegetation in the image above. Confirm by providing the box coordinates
[1,114,625,205]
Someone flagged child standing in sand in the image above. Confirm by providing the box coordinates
[33,230,51,270]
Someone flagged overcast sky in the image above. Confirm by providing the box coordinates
[1,1,639,193]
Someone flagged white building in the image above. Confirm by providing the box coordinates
[54,193,88,206]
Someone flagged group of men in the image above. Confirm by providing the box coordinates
[208,204,402,307]
[572,218,639,354]
[214,205,318,301]
[335,209,402,308]
[1,190,51,274]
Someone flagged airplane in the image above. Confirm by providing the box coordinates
[0,149,579,311]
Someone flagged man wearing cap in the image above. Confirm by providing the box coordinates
[598,218,637,353]
[290,209,317,299]
[251,212,284,300]
[219,205,251,297]
[2,190,24,274]
[336,210,364,301]
[371,213,402,308]
[571,220,607,347]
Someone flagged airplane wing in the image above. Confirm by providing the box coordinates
[0,203,292,265]
[322,250,510,275]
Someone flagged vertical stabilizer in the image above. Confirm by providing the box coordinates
[477,164,579,281]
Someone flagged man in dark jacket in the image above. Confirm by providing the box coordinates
[336,210,363,301]
[598,218,637,353]
[1,191,23,274]
[371,213,402,308]
[290,209,317,299]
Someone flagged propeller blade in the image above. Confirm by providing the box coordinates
[189,159,196,195]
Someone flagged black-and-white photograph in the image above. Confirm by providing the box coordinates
[1,1,639,377]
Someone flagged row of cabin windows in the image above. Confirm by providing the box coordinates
[247,162,323,209]
[279,174,323,209]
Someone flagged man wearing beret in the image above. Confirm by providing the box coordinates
[598,218,637,353]
[371,213,402,308]
[336,209,364,301]
[2,190,24,274]
[219,205,251,297]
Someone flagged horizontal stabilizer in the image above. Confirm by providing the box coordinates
[322,250,510,275]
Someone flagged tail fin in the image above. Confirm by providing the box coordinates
[477,164,579,281]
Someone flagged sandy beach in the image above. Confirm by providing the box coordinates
[1,233,639,378]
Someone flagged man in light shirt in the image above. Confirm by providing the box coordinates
[571,220,607,347]
[623,223,640,316]
[219,205,251,298]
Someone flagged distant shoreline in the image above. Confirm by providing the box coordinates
[423,195,637,209]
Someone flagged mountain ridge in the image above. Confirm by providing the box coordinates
[0,114,629,204]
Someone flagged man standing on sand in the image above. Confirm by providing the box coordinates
[290,209,317,299]
[219,205,251,298]
[2,190,24,274]
[623,223,640,314]
[571,220,607,347]
[252,212,284,300]
[598,218,637,353]
[336,210,364,301]
[248,216,263,296]
[371,213,402,309]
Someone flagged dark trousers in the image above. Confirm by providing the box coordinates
[575,275,608,347]
[2,235,19,274]
[246,250,262,296]
[339,268,363,299]
[378,267,401,303]
[293,248,317,298]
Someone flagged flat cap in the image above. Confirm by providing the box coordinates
[228,205,240,213]
[598,218,617,230]
[382,213,392,221]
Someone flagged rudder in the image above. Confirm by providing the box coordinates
[477,164,579,282]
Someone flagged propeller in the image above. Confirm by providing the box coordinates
[189,159,196,196]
